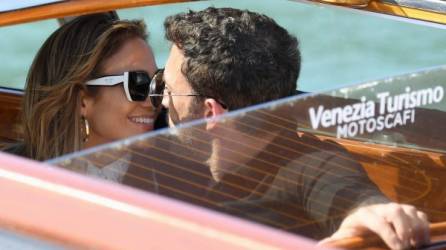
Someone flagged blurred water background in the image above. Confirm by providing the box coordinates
[0,0,445,92]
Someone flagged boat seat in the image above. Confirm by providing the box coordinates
[0,88,23,145]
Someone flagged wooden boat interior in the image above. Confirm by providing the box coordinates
[45,65,446,249]
[1,0,446,249]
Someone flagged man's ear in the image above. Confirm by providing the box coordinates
[203,98,227,131]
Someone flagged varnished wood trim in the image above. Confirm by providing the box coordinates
[313,135,446,249]
[1,0,445,28]
[0,89,23,142]
[365,0,446,25]
[312,0,370,8]
[327,222,446,249]
[0,89,22,104]
[0,0,200,27]
[317,135,445,166]
[310,0,446,25]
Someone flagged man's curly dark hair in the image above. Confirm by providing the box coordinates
[164,7,301,111]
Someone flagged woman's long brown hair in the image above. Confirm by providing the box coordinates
[22,13,148,161]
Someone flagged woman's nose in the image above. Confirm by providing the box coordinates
[140,95,153,107]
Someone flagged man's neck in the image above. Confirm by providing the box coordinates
[208,130,278,182]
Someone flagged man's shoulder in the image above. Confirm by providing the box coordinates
[279,132,363,175]
[284,132,354,161]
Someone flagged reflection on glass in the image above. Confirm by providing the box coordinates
[50,66,446,240]
[0,228,64,250]
[303,65,446,152]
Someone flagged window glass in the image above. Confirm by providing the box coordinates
[0,19,58,89]
[1,0,446,91]
[50,65,446,240]
[0,228,65,250]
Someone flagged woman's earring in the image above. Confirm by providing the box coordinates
[83,117,90,142]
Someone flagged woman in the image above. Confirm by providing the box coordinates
[5,13,160,162]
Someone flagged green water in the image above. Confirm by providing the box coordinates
[0,0,445,92]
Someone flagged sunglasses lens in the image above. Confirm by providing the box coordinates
[149,70,165,107]
[128,71,150,102]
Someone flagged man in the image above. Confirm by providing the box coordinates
[158,7,429,249]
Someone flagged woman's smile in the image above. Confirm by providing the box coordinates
[129,115,155,131]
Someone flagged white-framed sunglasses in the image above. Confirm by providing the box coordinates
[86,71,154,103]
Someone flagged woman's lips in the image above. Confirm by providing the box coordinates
[129,116,154,130]
[130,117,154,124]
